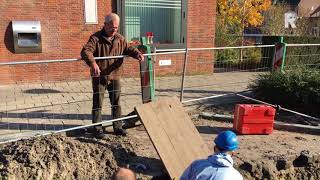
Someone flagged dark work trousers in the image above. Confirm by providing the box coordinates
[92,77,122,132]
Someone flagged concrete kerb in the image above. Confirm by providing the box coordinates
[199,112,320,135]
[274,122,320,135]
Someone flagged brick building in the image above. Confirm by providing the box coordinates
[0,0,216,84]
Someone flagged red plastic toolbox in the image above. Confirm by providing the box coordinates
[233,104,276,135]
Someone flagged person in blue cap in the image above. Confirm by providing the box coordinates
[180,130,243,180]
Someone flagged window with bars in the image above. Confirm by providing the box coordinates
[118,0,186,46]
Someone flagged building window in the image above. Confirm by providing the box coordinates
[119,0,186,46]
[84,0,98,24]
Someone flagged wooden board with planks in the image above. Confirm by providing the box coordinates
[134,97,211,179]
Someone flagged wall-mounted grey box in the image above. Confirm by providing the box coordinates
[12,21,42,53]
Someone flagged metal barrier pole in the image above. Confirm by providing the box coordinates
[153,46,157,98]
[1,45,280,66]
[281,43,287,72]
[180,48,189,102]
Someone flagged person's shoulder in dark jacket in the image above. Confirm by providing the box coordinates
[90,30,104,41]
[114,33,126,41]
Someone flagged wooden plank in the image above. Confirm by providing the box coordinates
[135,97,210,179]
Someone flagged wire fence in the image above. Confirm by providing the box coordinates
[0,44,319,142]
[285,44,320,70]
[179,45,274,103]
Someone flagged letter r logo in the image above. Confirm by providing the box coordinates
[285,11,297,29]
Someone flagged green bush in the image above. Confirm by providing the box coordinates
[249,66,320,114]
[215,48,264,69]
[243,48,263,65]
[215,49,240,66]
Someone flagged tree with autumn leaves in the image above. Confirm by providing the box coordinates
[217,0,272,33]
[215,0,272,65]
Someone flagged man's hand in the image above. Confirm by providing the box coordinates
[136,53,144,62]
[90,62,101,77]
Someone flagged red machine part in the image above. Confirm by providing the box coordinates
[233,104,276,135]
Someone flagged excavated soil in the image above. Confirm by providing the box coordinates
[0,115,319,179]
[193,119,320,180]
[0,132,165,180]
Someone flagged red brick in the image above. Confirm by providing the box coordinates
[0,0,216,84]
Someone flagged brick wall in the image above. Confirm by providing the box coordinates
[187,0,216,74]
[0,0,216,84]
[0,0,111,84]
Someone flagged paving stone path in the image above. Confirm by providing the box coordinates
[0,72,260,141]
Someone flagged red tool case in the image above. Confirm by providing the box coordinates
[233,104,276,134]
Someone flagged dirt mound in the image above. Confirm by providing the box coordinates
[0,118,319,180]
[0,134,139,179]
[236,150,320,180]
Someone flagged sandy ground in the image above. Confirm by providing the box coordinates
[129,117,320,180]
[0,113,319,180]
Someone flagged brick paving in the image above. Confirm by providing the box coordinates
[0,72,261,141]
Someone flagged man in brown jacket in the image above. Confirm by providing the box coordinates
[81,13,144,138]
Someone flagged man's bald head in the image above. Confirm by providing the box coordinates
[104,13,120,37]
[111,167,136,180]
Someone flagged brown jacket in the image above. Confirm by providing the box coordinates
[81,30,141,80]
